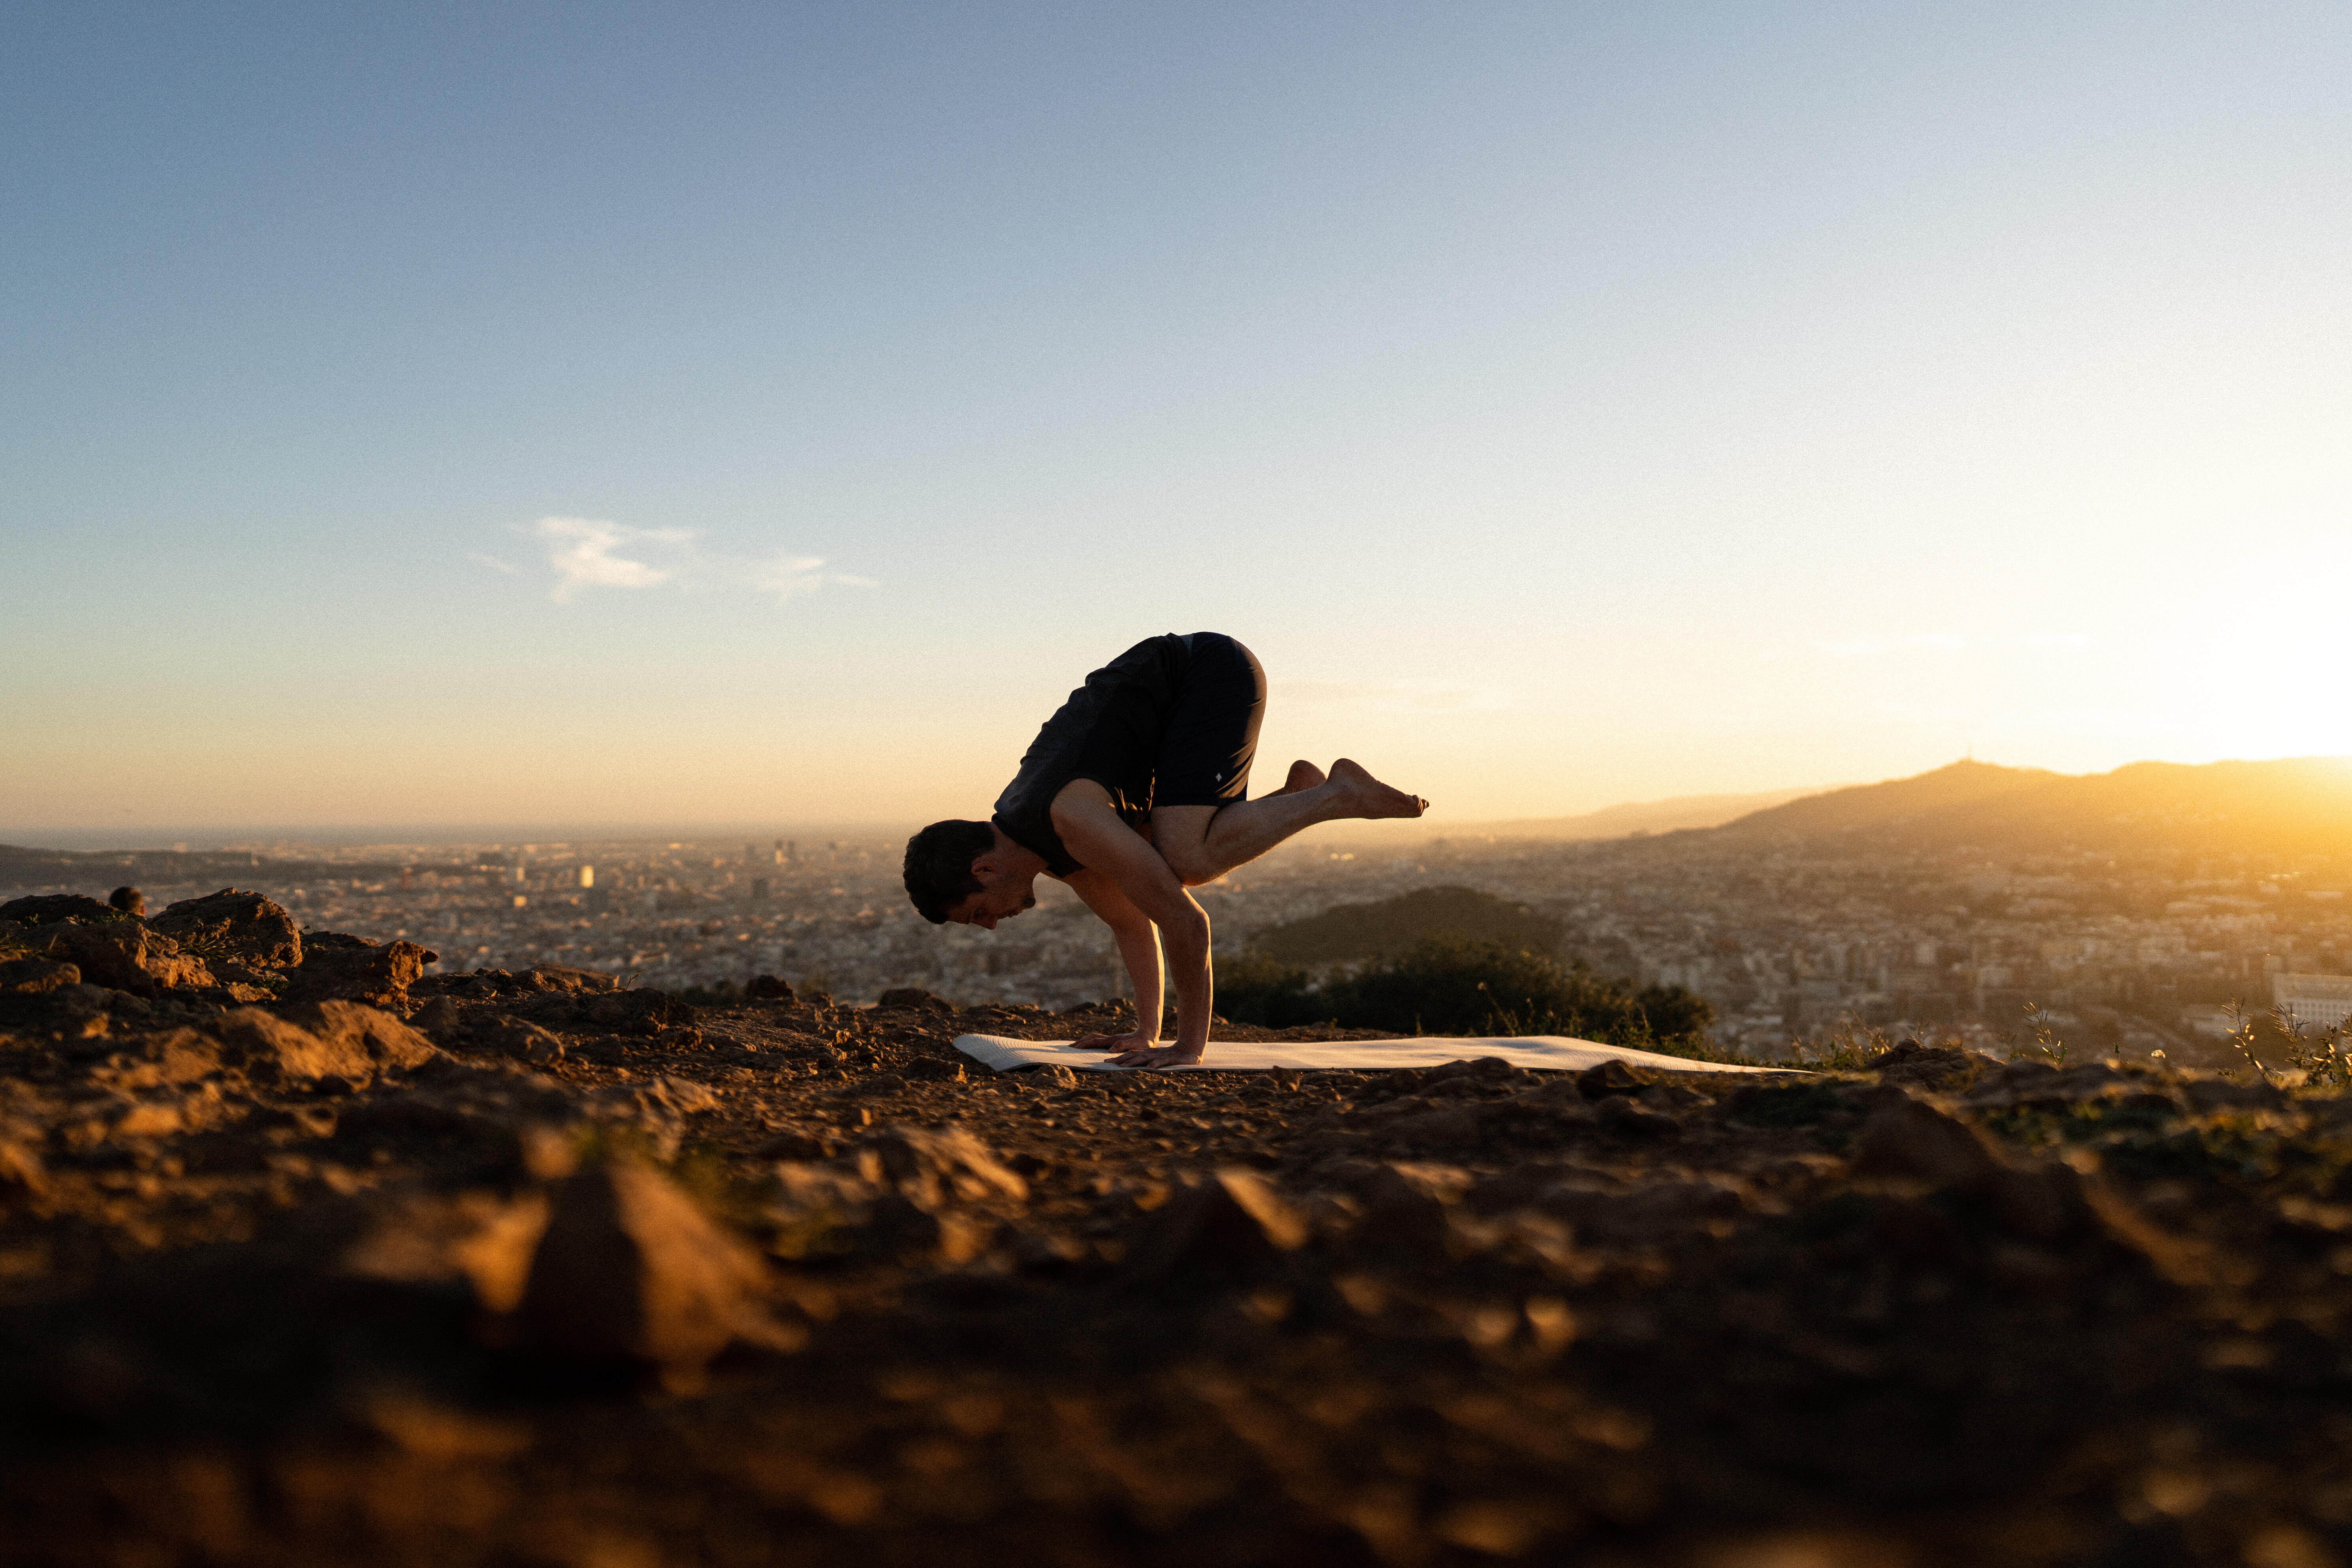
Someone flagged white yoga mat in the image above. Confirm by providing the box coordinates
[954,1033,1778,1075]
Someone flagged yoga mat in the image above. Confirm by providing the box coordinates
[954,1033,1779,1075]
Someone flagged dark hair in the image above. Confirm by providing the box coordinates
[903,820,996,924]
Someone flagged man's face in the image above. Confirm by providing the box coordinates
[946,866,1036,930]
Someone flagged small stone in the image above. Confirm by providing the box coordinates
[278,1000,440,1074]
[209,1008,381,1084]
[409,995,464,1038]
[1852,1089,2005,1187]
[1578,1059,1653,1100]
[1597,1095,1680,1137]
[517,1160,789,1383]
[856,1124,1028,1208]
[876,986,951,1013]
[0,1134,46,1195]
[1125,1168,1308,1283]
[745,974,798,1003]
[107,887,145,916]
[517,964,623,994]
[0,954,81,998]
[479,1016,567,1065]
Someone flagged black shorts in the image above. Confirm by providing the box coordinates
[1154,632,1266,810]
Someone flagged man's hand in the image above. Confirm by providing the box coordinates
[1108,1043,1203,1070]
[1072,1028,1157,1053]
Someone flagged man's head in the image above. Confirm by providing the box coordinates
[902,819,1039,928]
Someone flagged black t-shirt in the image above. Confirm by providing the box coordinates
[992,634,1194,877]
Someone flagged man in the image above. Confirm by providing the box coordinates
[902,632,1426,1068]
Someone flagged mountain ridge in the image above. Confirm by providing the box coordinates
[1717,755,2352,858]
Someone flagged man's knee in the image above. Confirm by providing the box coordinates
[1161,844,1219,886]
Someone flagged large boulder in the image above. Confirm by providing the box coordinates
[42,923,215,996]
[150,889,303,970]
[0,894,118,927]
[517,1161,792,1387]
[283,938,437,1006]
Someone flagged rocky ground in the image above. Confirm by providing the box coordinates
[6,892,2352,1566]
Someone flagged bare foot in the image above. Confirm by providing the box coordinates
[1327,758,1428,819]
[1269,759,1327,796]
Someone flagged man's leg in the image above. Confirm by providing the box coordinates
[1152,759,1425,886]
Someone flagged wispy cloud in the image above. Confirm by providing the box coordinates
[466,551,521,575]
[1277,678,1512,714]
[533,517,677,602]
[1815,632,2093,658]
[746,553,881,603]
[511,517,875,606]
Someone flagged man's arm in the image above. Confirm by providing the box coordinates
[1050,783,1213,1065]
[1063,868,1164,1049]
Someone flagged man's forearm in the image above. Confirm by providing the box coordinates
[1113,922,1164,1036]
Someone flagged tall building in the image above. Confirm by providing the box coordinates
[578,866,595,889]
[2273,974,2352,1032]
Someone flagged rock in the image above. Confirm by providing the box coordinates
[1852,1089,2007,1187]
[902,1056,967,1083]
[0,954,81,997]
[209,1007,400,1085]
[1348,1163,1469,1261]
[583,989,697,1036]
[478,1016,567,1065]
[107,887,145,916]
[517,964,623,994]
[0,1132,46,1195]
[1578,1059,1654,1100]
[282,939,436,1006]
[516,1160,789,1385]
[1425,1056,1519,1085]
[876,986,952,1013]
[42,922,215,996]
[278,1000,440,1073]
[1597,1095,1681,1137]
[856,1124,1029,1208]
[2182,1076,2286,1113]
[1866,1040,1998,1093]
[1126,1168,1308,1283]
[745,975,797,1003]
[410,995,465,1039]
[0,894,118,927]
[149,889,303,970]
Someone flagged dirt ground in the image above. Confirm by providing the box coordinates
[6,949,2352,1566]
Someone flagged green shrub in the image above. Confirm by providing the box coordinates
[1215,935,1715,1052]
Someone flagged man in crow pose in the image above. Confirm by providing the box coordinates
[902,632,1426,1068]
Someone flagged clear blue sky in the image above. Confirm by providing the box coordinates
[6,2,2347,835]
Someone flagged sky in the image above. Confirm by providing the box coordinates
[5,2,2348,840]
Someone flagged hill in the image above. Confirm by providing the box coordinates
[1465,785,1831,841]
[1719,756,2352,858]
[1253,885,1564,965]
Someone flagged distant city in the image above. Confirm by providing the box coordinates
[7,791,2348,1067]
